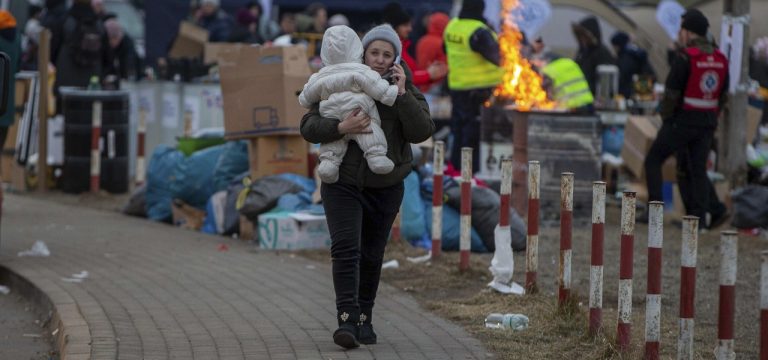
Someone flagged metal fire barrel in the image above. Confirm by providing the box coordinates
[481,106,601,224]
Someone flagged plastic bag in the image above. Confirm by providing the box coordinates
[222,172,249,235]
[212,140,249,192]
[170,144,226,209]
[401,171,427,243]
[238,176,304,222]
[146,145,185,222]
[122,184,147,217]
[731,186,768,229]
[424,200,488,252]
[201,191,227,234]
[445,185,527,252]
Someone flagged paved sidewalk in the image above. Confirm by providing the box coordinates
[0,194,489,360]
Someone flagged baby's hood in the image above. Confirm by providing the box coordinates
[321,25,363,66]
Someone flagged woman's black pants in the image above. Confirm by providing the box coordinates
[321,181,404,319]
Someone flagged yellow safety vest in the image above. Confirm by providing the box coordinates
[444,18,503,90]
[542,58,594,109]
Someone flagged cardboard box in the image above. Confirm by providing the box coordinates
[169,22,208,59]
[203,42,242,65]
[248,135,308,179]
[257,211,331,250]
[171,200,206,230]
[747,104,762,144]
[621,115,677,181]
[219,46,310,138]
[239,215,255,241]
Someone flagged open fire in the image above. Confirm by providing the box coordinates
[492,0,555,111]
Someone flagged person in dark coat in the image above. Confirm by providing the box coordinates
[300,24,433,349]
[571,16,617,95]
[104,18,139,81]
[41,0,68,31]
[642,10,729,228]
[195,0,234,43]
[227,4,264,44]
[610,31,655,99]
[0,10,20,150]
[50,0,111,112]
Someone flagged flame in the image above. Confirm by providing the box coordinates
[492,0,554,111]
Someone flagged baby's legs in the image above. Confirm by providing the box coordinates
[352,124,394,175]
[318,139,349,183]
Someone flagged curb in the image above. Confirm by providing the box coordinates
[0,264,91,360]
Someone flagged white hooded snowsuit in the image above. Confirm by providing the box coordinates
[299,25,399,183]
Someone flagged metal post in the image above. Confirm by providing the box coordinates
[136,104,147,186]
[678,216,699,360]
[37,29,50,192]
[716,230,738,360]
[589,181,606,336]
[558,172,574,308]
[432,141,444,260]
[645,201,664,359]
[761,250,768,360]
[90,101,102,193]
[459,147,472,272]
[720,0,750,187]
[617,191,636,352]
[525,160,540,293]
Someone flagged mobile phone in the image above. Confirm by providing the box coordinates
[383,55,402,84]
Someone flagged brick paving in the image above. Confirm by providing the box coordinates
[0,194,490,360]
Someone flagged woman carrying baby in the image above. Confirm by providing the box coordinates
[300,24,434,349]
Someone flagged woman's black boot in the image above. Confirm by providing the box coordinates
[333,310,360,349]
[358,311,377,345]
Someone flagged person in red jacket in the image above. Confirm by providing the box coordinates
[382,2,447,89]
[416,11,449,92]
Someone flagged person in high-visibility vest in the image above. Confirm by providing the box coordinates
[541,56,594,112]
[443,0,502,172]
[641,9,729,228]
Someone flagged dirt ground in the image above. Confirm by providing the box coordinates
[303,203,764,359]
[22,189,765,359]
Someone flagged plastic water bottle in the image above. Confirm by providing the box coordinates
[484,313,529,331]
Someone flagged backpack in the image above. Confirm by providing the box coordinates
[66,17,103,67]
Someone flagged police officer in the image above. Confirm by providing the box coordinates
[541,56,594,113]
[643,10,728,226]
[444,0,503,171]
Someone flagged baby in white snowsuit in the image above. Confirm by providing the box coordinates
[299,25,399,183]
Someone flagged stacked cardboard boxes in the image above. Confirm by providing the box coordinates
[621,115,677,182]
[219,45,315,246]
[219,45,310,179]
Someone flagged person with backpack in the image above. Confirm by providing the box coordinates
[50,0,111,112]
[610,31,656,100]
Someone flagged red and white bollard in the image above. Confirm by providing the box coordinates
[90,100,102,193]
[526,160,540,293]
[716,230,738,360]
[558,172,574,307]
[459,147,472,272]
[645,201,664,359]
[136,104,147,186]
[589,181,606,336]
[617,191,636,352]
[432,141,444,260]
[761,250,768,360]
[678,216,699,360]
